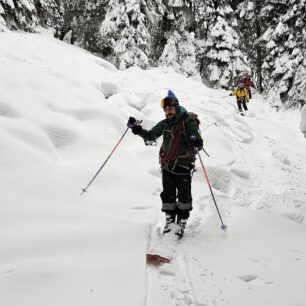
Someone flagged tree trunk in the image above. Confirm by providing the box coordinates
[255,0,263,92]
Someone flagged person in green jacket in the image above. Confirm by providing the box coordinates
[127,90,203,238]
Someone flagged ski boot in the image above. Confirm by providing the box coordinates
[175,219,187,239]
[163,213,175,235]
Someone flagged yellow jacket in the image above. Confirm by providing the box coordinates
[231,88,249,100]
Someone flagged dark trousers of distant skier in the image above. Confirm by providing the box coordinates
[161,164,192,222]
[237,99,248,112]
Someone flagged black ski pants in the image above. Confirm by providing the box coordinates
[237,99,248,112]
[160,165,193,221]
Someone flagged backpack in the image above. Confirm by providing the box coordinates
[187,112,200,130]
[182,112,202,152]
[159,112,201,164]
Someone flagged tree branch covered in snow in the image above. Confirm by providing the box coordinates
[238,0,306,108]
[0,0,63,31]
[196,0,248,89]
[262,0,306,108]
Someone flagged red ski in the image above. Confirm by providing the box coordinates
[146,253,171,267]
[146,223,182,267]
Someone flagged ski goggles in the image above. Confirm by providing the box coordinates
[161,97,176,108]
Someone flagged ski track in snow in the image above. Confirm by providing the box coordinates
[229,98,306,224]
[145,226,201,306]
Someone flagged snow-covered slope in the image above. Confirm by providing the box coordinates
[0,32,306,306]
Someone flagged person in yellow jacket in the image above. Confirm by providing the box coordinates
[230,83,249,115]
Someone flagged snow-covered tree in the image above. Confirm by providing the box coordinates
[156,0,198,76]
[0,3,6,31]
[196,0,248,89]
[99,0,150,69]
[301,104,306,137]
[59,0,106,49]
[36,0,63,29]
[236,0,264,92]
[0,0,38,30]
[287,49,306,107]
[159,30,199,78]
[0,0,62,31]
[262,0,306,108]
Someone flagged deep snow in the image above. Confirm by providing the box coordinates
[0,32,306,306]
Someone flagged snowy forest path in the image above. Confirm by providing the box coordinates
[116,70,306,305]
[231,96,306,225]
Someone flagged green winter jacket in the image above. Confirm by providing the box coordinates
[136,107,202,167]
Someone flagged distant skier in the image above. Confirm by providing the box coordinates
[127,90,203,239]
[230,83,249,115]
[242,73,255,99]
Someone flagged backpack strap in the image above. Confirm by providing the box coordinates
[182,113,198,154]
[159,117,186,166]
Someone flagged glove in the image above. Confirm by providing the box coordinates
[127,116,137,128]
[190,135,203,151]
[132,125,143,135]
[127,116,143,134]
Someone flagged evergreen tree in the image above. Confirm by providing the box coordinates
[0,0,38,30]
[59,0,106,49]
[287,55,306,107]
[159,30,199,78]
[262,0,306,108]
[36,0,63,29]
[0,3,6,31]
[58,0,81,43]
[157,0,198,77]
[100,0,150,69]
[0,0,62,31]
[196,0,248,89]
[237,0,306,108]
[236,0,267,92]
